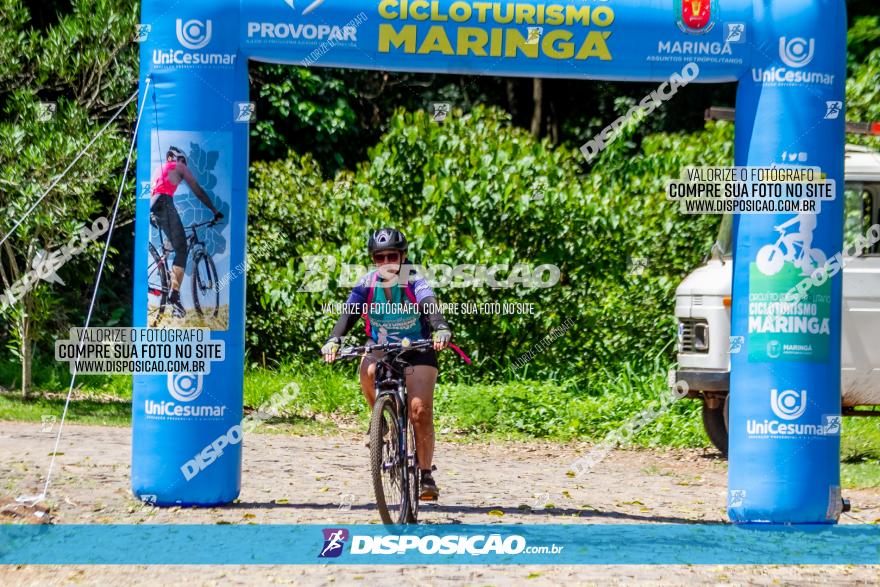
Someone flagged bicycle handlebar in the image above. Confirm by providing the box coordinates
[335,338,434,360]
[189,219,220,229]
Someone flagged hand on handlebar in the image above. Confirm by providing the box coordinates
[432,328,451,351]
[213,211,225,224]
[321,338,340,363]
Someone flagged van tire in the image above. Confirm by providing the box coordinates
[702,396,728,457]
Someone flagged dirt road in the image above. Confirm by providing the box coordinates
[1,421,878,585]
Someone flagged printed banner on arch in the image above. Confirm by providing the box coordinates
[747,261,831,363]
[146,130,233,331]
[238,0,751,81]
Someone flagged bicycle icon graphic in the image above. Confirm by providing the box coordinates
[756,216,826,277]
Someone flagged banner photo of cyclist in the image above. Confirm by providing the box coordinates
[146,131,232,331]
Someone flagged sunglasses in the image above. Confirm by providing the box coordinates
[373,252,401,263]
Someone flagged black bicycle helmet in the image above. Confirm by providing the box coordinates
[368,228,408,254]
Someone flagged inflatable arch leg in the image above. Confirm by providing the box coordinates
[728,1,846,523]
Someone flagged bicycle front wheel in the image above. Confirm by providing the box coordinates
[756,244,784,276]
[405,419,420,523]
[191,250,219,318]
[370,395,408,525]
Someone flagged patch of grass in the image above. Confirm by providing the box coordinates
[0,354,711,447]
[0,356,132,399]
[244,360,365,422]
[0,392,130,426]
[0,358,366,432]
[842,416,880,463]
[1,358,706,446]
[841,462,880,489]
[840,416,880,489]
[2,356,878,480]
[434,361,706,447]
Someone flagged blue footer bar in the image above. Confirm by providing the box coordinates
[1,524,878,565]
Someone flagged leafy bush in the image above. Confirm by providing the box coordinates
[846,46,880,150]
[246,106,731,383]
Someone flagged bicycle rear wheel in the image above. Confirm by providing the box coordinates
[370,395,408,525]
[191,250,219,318]
[148,243,168,326]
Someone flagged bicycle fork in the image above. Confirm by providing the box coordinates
[377,380,417,520]
[394,385,412,501]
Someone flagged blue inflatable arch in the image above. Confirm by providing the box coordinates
[134,0,846,524]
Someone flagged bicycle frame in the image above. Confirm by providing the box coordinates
[775,232,803,259]
[335,338,434,522]
[373,358,414,499]
[186,220,214,252]
[148,218,216,293]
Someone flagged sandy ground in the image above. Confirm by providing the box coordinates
[0,420,878,585]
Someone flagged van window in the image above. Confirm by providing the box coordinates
[843,182,878,255]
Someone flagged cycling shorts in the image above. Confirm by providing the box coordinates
[150,194,187,269]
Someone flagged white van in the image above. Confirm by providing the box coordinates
[672,145,880,455]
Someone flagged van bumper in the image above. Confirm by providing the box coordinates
[671,368,730,398]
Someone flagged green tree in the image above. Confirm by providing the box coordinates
[847,15,880,69]
[0,0,137,396]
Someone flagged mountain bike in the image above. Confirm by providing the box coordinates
[148,215,221,325]
[335,338,436,525]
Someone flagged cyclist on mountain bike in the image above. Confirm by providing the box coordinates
[150,146,223,318]
[321,228,452,501]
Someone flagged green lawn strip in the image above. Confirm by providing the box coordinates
[842,462,880,489]
[0,393,131,427]
[2,363,879,489]
[841,417,880,489]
